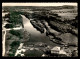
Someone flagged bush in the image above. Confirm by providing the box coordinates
[9,30,23,39]
[5,24,15,28]
[7,35,12,40]
[10,41,20,48]
[9,11,22,26]
[4,13,10,18]
[8,54,14,57]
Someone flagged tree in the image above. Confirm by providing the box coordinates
[9,30,23,39]
[8,54,14,57]
[72,50,78,57]
[23,30,30,41]
[10,41,20,48]
[5,24,15,28]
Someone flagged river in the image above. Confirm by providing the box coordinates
[21,15,59,47]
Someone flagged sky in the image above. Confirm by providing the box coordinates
[2,3,77,6]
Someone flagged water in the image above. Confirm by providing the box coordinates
[21,15,58,47]
[21,15,42,35]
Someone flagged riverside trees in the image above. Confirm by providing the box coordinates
[5,11,23,28]
[6,29,30,57]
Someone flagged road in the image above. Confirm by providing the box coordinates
[2,31,6,56]
[2,27,22,56]
[2,27,22,31]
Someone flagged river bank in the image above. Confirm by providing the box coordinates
[21,15,62,47]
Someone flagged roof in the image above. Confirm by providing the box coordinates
[59,50,67,54]
[42,54,46,57]
[51,46,60,51]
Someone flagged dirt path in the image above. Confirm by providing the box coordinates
[2,30,6,56]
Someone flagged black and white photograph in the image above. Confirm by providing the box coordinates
[2,2,78,57]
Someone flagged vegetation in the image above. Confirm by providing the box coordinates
[6,35,12,40]
[24,50,44,57]
[8,41,20,57]
[10,12,22,24]
[5,24,15,28]
[17,54,21,57]
[7,29,30,57]
[10,41,20,47]
[8,54,14,57]
[3,6,77,57]
[23,30,30,41]
[9,29,23,39]
[71,50,78,57]
[4,13,10,18]
[6,11,23,28]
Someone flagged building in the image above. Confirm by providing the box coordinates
[42,54,46,57]
[51,46,60,54]
[59,50,67,55]
[51,46,67,56]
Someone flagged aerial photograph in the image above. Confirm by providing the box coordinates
[2,3,78,57]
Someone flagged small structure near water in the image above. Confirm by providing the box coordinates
[51,46,60,54]
[51,46,67,56]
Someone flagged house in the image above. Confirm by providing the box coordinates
[51,46,67,56]
[51,46,60,54]
[42,54,47,57]
[59,50,67,55]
